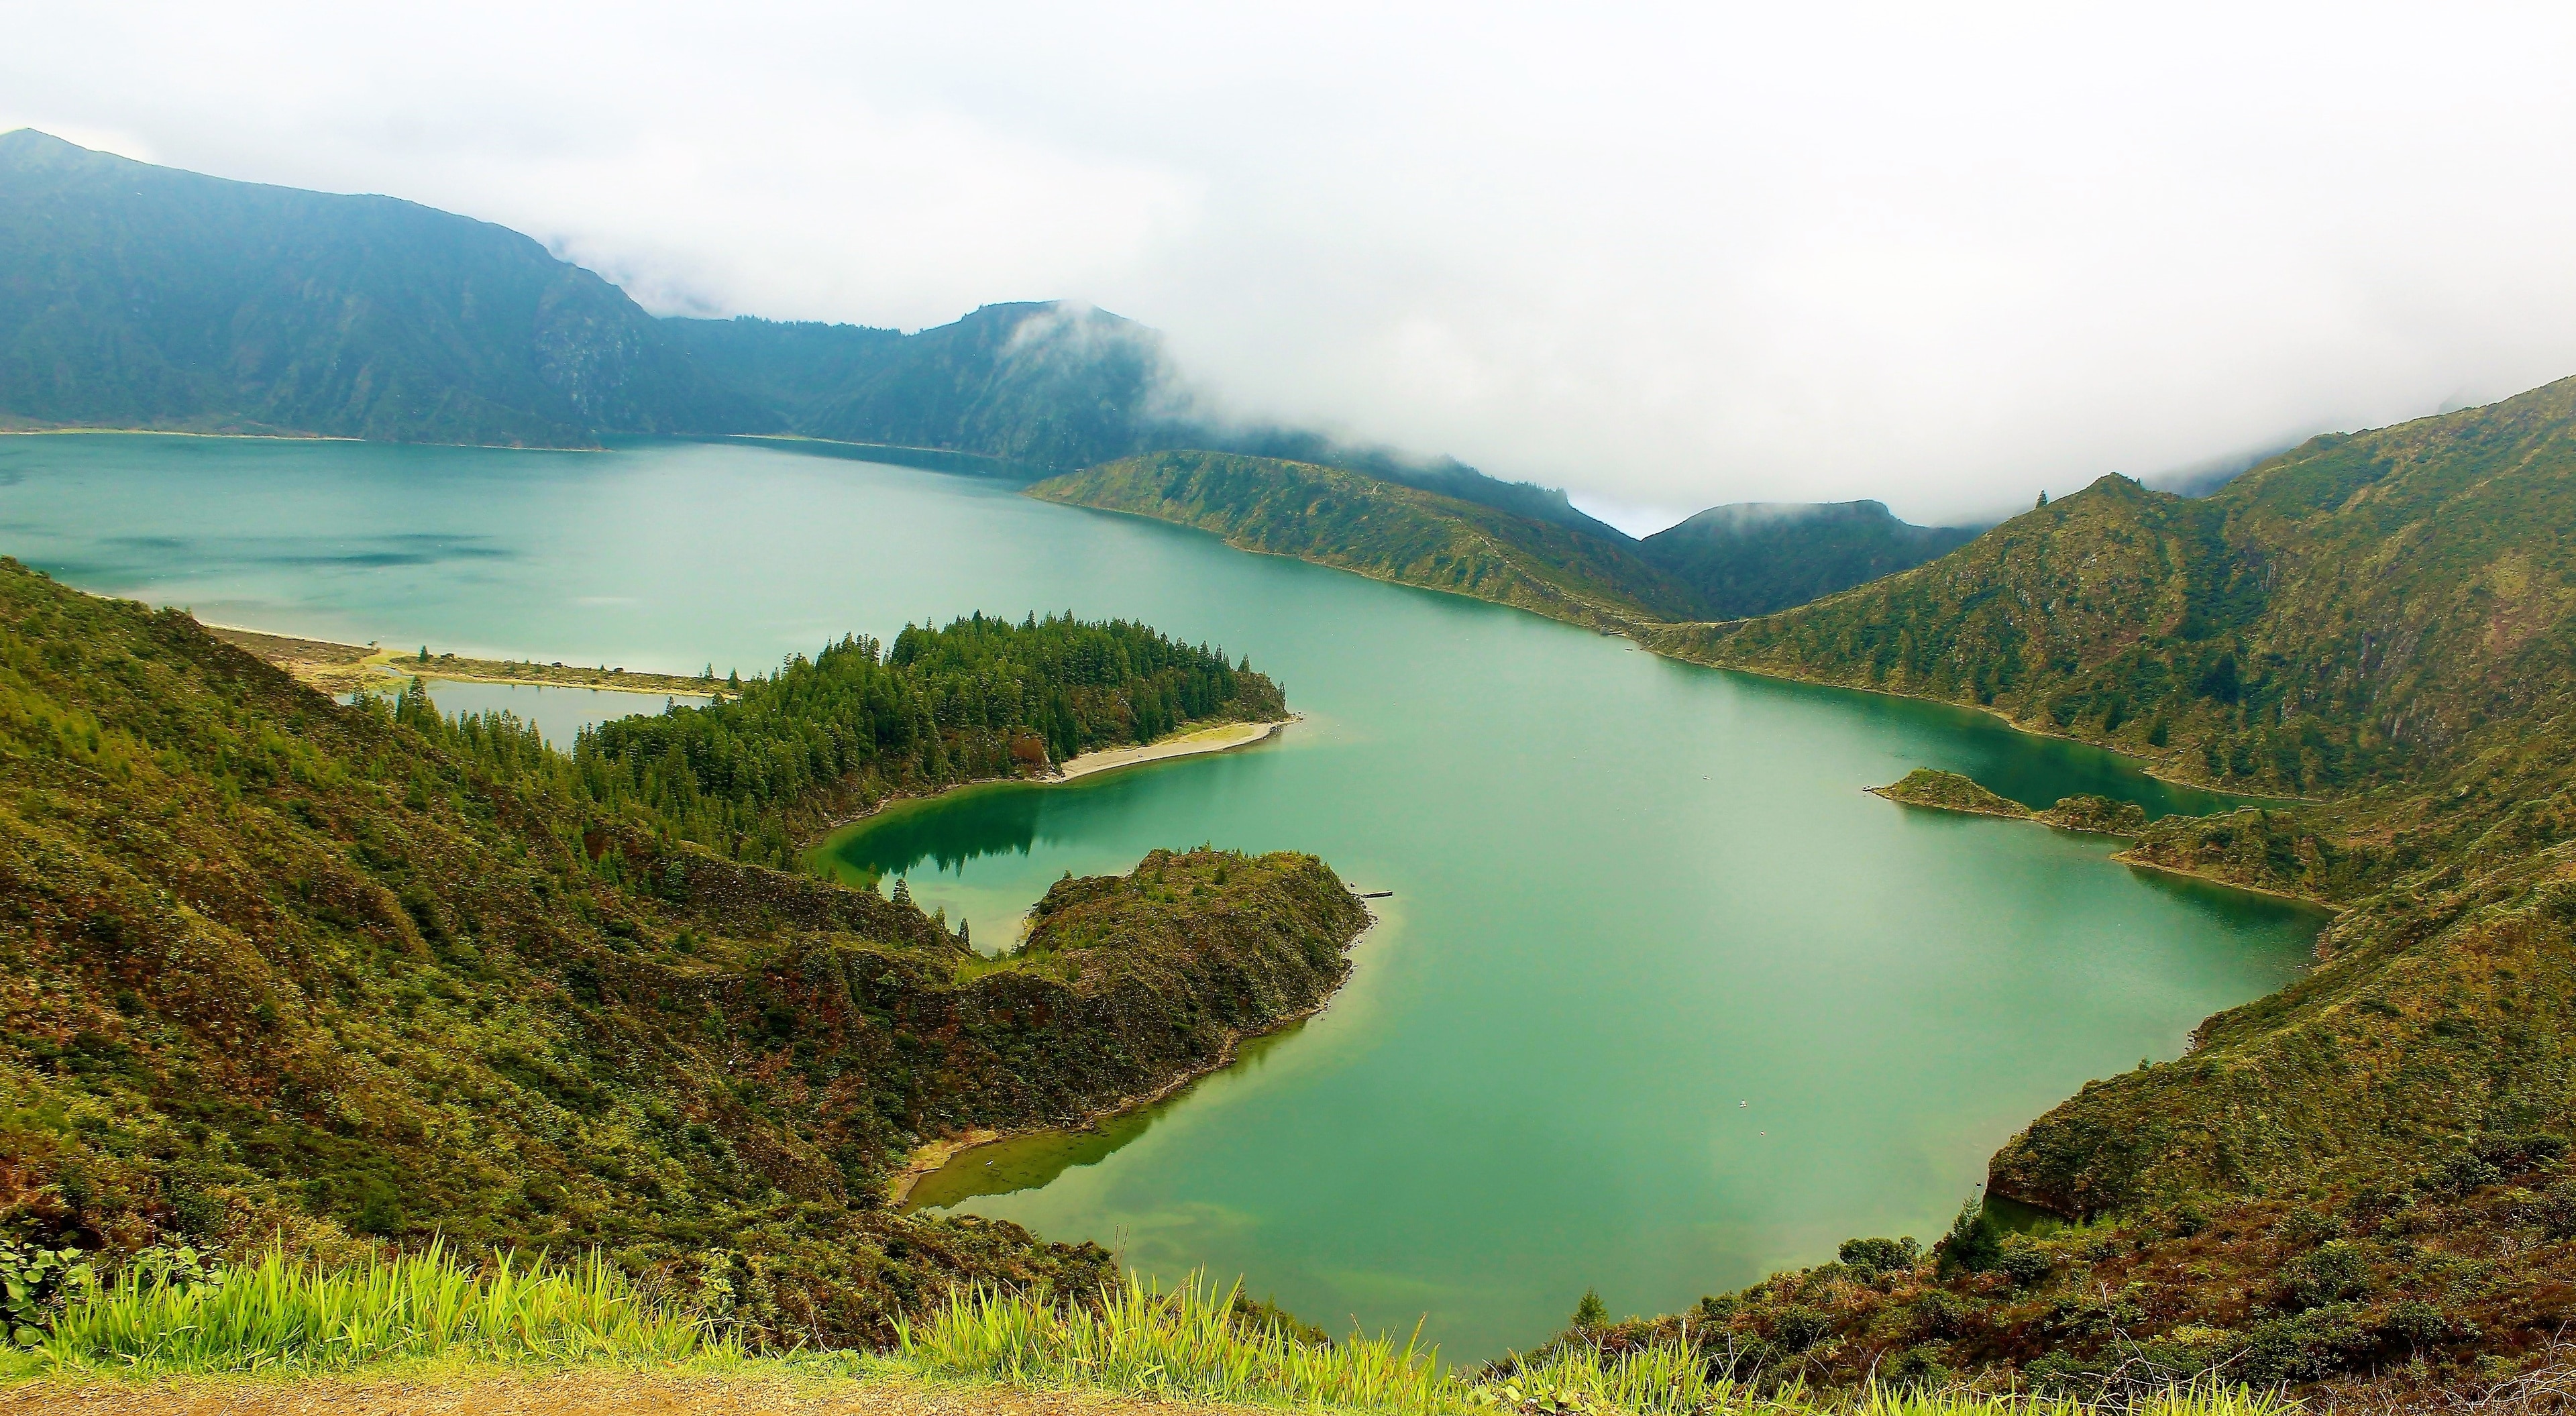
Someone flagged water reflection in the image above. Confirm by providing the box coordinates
[904,1016,1319,1213]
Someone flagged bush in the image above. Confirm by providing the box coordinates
[1935,1200,2002,1275]
[1769,1305,1835,1352]
[2239,1305,2372,1383]
[1836,1236,1921,1276]
[2270,1208,2343,1246]
[2381,1299,2477,1350]
[1994,1236,2055,1289]
[1909,1290,1968,1340]
[2539,1180,2576,1240]
[2473,1131,2568,1175]
[2279,1240,2371,1310]
[1886,1343,1954,1387]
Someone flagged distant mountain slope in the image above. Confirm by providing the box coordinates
[662,314,903,425]
[672,304,1636,539]
[1652,376,2576,797]
[1580,376,2576,1395]
[1638,499,1975,618]
[0,130,757,445]
[1031,450,1707,627]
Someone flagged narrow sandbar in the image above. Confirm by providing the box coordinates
[1050,716,1294,781]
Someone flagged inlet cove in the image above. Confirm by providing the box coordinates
[4,433,2322,1358]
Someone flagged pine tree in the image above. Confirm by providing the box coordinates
[890,877,912,908]
[2036,490,2049,508]
[1570,1289,1608,1329]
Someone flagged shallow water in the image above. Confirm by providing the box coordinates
[343,677,713,746]
[6,433,2321,1358]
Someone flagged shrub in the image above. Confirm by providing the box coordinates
[2380,1299,2477,1350]
[2269,1209,2343,1246]
[2539,1180,2576,1240]
[1769,1305,1835,1352]
[1908,1290,1968,1340]
[2473,1131,2568,1175]
[1837,1236,1921,1276]
[1935,1200,2002,1275]
[1993,1236,2055,1289]
[0,1239,92,1345]
[2239,1305,2372,1383]
[2279,1240,2371,1309]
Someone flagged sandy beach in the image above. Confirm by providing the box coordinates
[1050,716,1293,781]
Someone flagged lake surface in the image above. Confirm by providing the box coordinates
[358,678,714,747]
[4,433,2322,1358]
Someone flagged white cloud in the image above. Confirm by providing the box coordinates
[8,0,2576,522]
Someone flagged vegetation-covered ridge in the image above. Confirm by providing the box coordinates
[1031,450,1707,628]
[0,556,1365,1346]
[572,611,1283,869]
[1589,377,2576,1397]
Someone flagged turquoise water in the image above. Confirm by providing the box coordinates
[360,678,712,746]
[3,433,2320,1358]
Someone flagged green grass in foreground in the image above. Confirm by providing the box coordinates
[34,1244,718,1374]
[15,1252,2300,1416]
[896,1274,2298,1416]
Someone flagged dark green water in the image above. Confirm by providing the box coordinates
[5,433,2321,1359]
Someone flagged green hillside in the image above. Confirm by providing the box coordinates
[1650,377,2576,798]
[1030,449,1709,627]
[0,557,1366,1344]
[1580,378,2576,1393]
[1638,499,1976,618]
[0,131,757,446]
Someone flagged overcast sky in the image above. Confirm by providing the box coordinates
[9,2,2576,530]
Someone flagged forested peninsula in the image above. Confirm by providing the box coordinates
[1548,377,2576,1395]
[0,559,1366,1344]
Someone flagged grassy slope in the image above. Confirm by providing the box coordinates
[0,559,1368,1344]
[1578,379,2576,1393]
[1030,450,1707,627]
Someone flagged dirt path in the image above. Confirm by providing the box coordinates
[3,1371,1253,1416]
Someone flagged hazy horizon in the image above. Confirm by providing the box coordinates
[11,2,2575,528]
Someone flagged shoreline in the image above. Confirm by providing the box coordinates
[1051,716,1293,780]
[1868,780,2342,917]
[1025,489,2312,807]
[206,624,722,699]
[888,905,1377,1208]
[1679,650,2316,804]
[0,426,611,453]
[2110,851,2343,916]
[802,715,1298,857]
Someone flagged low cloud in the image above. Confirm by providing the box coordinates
[11,2,2576,523]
